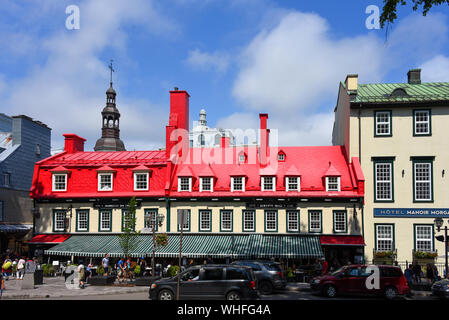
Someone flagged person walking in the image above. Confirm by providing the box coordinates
[426,263,435,284]
[16,256,26,280]
[102,254,110,276]
[412,262,422,283]
[77,260,86,289]
[117,258,125,283]
[404,264,414,286]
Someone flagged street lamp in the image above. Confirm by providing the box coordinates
[434,218,448,279]
[149,213,165,277]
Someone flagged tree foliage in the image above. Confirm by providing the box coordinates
[380,0,449,28]
[118,197,141,257]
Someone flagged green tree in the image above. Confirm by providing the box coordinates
[380,0,449,28]
[118,197,141,258]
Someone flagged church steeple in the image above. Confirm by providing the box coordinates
[94,60,126,152]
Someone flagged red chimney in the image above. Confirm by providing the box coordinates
[259,114,269,165]
[166,88,190,159]
[63,134,86,153]
[220,136,230,148]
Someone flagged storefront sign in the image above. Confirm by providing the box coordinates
[374,208,449,218]
[246,202,297,209]
[93,201,142,209]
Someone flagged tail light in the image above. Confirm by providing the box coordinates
[400,275,408,287]
[249,281,256,289]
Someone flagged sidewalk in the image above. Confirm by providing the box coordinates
[0,276,149,300]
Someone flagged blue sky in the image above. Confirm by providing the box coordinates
[1,0,448,151]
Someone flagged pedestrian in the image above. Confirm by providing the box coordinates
[117,258,125,283]
[321,258,329,275]
[16,256,26,280]
[126,257,132,280]
[86,262,93,279]
[404,264,414,286]
[102,253,110,276]
[78,260,85,289]
[2,256,12,279]
[412,262,422,283]
[426,263,435,284]
[206,256,214,264]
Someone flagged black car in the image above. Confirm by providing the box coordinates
[431,279,449,300]
[149,264,260,300]
[232,260,286,294]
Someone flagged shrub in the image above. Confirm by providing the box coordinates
[42,264,56,277]
[374,251,394,258]
[414,251,438,259]
[134,265,141,275]
[97,265,105,275]
[167,265,179,277]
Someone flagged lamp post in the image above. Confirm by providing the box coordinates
[434,218,448,279]
[149,213,165,277]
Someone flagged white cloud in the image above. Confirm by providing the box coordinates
[186,48,230,73]
[420,55,449,82]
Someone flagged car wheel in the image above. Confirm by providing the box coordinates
[384,286,398,300]
[158,289,174,300]
[323,284,337,298]
[259,281,274,295]
[226,291,241,300]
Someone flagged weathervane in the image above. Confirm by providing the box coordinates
[108,59,115,87]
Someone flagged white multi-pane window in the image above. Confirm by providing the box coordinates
[77,210,89,231]
[239,153,246,163]
[414,162,432,201]
[243,210,255,232]
[99,210,111,231]
[200,177,213,192]
[261,176,275,191]
[376,225,393,251]
[375,111,391,135]
[286,177,300,191]
[287,211,299,232]
[278,153,285,161]
[414,110,430,135]
[326,176,340,192]
[178,177,192,192]
[144,209,157,230]
[309,211,322,233]
[134,173,149,191]
[333,211,347,233]
[375,162,392,201]
[54,211,66,231]
[220,210,233,231]
[122,210,135,231]
[199,210,211,231]
[98,173,113,191]
[415,225,433,252]
[265,210,277,231]
[177,209,190,231]
[231,176,245,192]
[52,174,67,191]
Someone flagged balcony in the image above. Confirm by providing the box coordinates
[412,249,438,265]
[372,249,397,265]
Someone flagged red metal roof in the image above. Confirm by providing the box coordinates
[320,235,365,246]
[29,234,71,244]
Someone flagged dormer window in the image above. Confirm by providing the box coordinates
[200,177,213,192]
[278,151,285,161]
[286,176,300,192]
[326,176,340,192]
[98,173,113,191]
[52,174,67,191]
[261,176,276,191]
[231,176,245,192]
[238,152,247,163]
[134,172,149,191]
[178,177,192,192]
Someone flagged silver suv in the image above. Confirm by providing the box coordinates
[232,260,286,294]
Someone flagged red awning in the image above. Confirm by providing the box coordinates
[29,234,71,244]
[320,235,365,246]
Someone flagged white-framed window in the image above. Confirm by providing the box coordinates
[231,176,245,192]
[261,176,275,191]
[54,210,66,232]
[134,172,149,191]
[278,153,285,161]
[286,176,300,191]
[309,211,322,233]
[415,225,433,252]
[144,209,157,230]
[287,210,299,232]
[98,173,113,191]
[326,176,340,192]
[121,210,136,231]
[414,162,432,201]
[52,174,67,191]
[333,211,347,233]
[375,111,391,136]
[3,173,10,187]
[238,152,246,163]
[243,210,255,232]
[199,210,211,231]
[99,210,112,231]
[77,210,89,232]
[374,161,393,201]
[414,110,430,135]
[265,210,277,232]
[200,177,213,192]
[177,209,190,231]
[178,177,192,192]
[220,210,233,231]
[376,224,394,251]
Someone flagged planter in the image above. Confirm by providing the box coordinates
[135,276,162,286]
[413,258,436,265]
[373,258,394,265]
[87,275,116,286]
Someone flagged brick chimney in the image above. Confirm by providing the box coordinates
[63,134,86,153]
[259,113,269,165]
[166,88,190,158]
[407,69,421,84]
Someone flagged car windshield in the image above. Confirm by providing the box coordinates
[263,263,282,272]
[330,266,346,276]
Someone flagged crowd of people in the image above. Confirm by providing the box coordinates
[1,252,40,293]
[403,262,442,285]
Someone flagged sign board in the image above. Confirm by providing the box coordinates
[246,202,297,209]
[93,201,142,209]
[177,209,188,225]
[52,261,60,266]
[374,208,449,218]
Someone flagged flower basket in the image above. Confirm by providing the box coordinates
[373,250,395,265]
[156,233,168,247]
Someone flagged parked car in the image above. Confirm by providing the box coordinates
[232,260,286,294]
[149,264,259,300]
[311,264,410,300]
[431,278,449,300]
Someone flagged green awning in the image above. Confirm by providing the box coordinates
[44,234,323,259]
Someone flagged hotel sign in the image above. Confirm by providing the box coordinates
[374,208,449,218]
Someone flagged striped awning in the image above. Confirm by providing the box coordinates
[45,234,323,259]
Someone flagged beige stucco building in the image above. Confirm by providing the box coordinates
[333,69,449,271]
